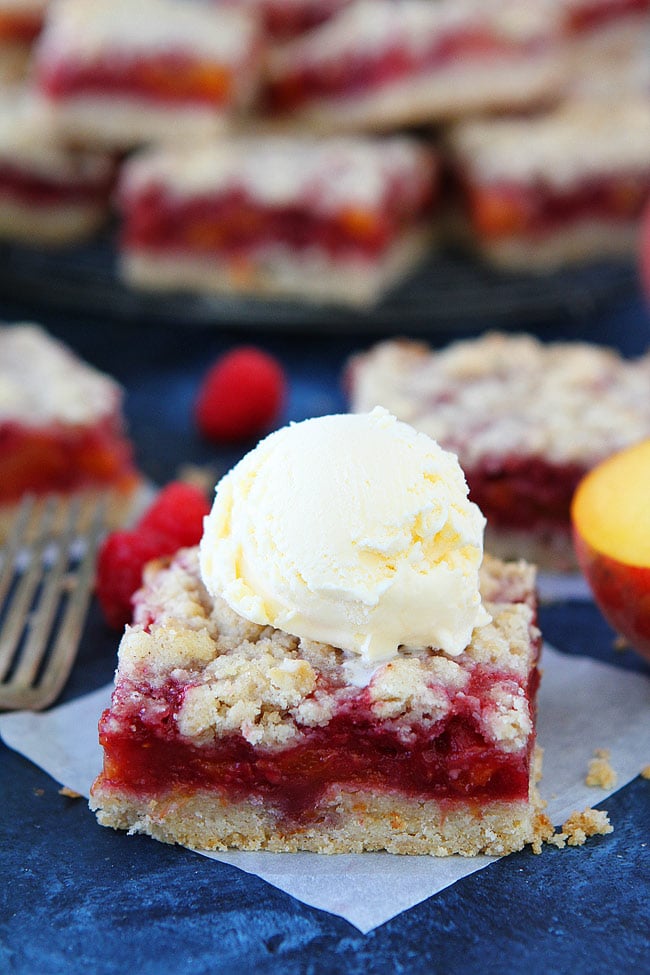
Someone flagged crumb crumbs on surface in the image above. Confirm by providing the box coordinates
[531,808,613,853]
[641,765,650,780]
[586,748,617,789]
[613,635,629,652]
[33,788,44,797]
[58,786,82,799]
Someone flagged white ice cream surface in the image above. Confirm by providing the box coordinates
[200,408,490,661]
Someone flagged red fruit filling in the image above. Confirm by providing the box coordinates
[466,456,587,535]
[194,346,287,443]
[121,179,435,263]
[267,30,548,113]
[0,163,113,209]
[38,51,250,107]
[261,0,349,39]
[566,0,650,33]
[96,662,540,823]
[0,416,137,505]
[465,174,650,241]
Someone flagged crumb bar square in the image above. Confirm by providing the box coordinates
[346,333,650,569]
[265,0,565,133]
[0,91,114,245]
[447,98,650,270]
[91,548,543,856]
[34,0,262,148]
[117,134,438,307]
[0,323,141,537]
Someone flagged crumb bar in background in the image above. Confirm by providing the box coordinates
[265,0,565,133]
[91,549,543,856]
[346,334,650,569]
[0,323,142,539]
[0,90,114,245]
[117,135,438,307]
[447,98,650,270]
[33,0,263,149]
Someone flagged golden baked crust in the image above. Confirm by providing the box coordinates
[92,782,544,857]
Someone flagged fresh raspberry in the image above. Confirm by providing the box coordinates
[137,481,211,549]
[194,346,287,442]
[96,480,211,628]
[95,529,166,629]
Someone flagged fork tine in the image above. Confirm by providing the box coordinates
[0,494,109,710]
[9,496,83,691]
[25,494,109,711]
[0,495,36,609]
[0,496,60,683]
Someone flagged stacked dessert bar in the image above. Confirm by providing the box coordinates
[117,135,438,306]
[0,91,114,245]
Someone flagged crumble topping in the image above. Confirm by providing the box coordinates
[449,98,650,188]
[119,135,435,216]
[270,0,559,72]
[586,748,617,789]
[348,333,650,467]
[532,807,613,852]
[0,323,122,425]
[0,90,113,182]
[120,546,538,749]
[36,0,259,66]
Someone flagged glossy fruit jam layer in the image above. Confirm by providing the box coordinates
[466,173,650,240]
[0,164,113,208]
[39,52,245,107]
[567,0,650,33]
[0,416,137,504]
[122,183,435,262]
[466,456,587,533]
[96,664,540,823]
[262,0,350,39]
[268,31,548,112]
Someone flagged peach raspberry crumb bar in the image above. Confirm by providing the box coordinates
[91,548,543,856]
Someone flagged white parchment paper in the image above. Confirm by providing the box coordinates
[1,644,649,933]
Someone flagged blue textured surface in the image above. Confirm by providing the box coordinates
[2,291,650,974]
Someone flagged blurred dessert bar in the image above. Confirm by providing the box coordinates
[33,0,263,149]
[0,323,141,539]
[117,135,438,306]
[0,91,114,245]
[346,333,650,569]
[447,99,650,270]
[265,0,566,133]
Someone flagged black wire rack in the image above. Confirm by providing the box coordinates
[0,232,638,334]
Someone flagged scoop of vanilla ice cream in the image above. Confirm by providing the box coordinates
[200,407,491,662]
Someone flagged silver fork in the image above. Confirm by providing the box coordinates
[0,492,109,711]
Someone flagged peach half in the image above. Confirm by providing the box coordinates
[571,439,650,661]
